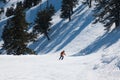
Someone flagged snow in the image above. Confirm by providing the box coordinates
[0,0,120,80]
[0,2,5,8]
[26,0,62,23]
[0,54,100,80]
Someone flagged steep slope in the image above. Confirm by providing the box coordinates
[27,1,120,79]
[29,2,105,55]
[26,0,62,23]
[0,0,120,57]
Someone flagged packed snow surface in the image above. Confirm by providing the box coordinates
[0,53,120,80]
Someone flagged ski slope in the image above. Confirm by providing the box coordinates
[0,0,120,80]
[0,53,120,80]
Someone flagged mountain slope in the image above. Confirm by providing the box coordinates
[28,2,105,55]
[0,0,120,80]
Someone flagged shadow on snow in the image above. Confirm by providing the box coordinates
[29,4,95,54]
[73,27,120,56]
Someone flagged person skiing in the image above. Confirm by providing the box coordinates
[59,50,66,60]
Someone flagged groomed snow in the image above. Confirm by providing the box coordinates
[0,52,120,80]
[0,54,103,80]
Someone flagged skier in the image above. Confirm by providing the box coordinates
[59,50,66,60]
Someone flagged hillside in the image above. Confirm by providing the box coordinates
[0,0,120,80]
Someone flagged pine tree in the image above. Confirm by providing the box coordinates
[33,5,55,40]
[2,2,35,55]
[23,0,33,8]
[6,7,14,17]
[94,0,120,30]
[60,0,78,21]
[48,4,55,16]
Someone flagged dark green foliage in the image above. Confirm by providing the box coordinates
[60,0,78,21]
[23,0,33,8]
[6,7,14,17]
[33,4,55,40]
[61,0,71,21]
[94,0,120,30]
[2,2,35,55]
[47,4,55,16]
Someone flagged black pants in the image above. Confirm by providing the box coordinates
[59,56,64,60]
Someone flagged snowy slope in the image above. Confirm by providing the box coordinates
[0,1,4,8]
[0,55,99,80]
[0,0,120,80]
[28,2,105,55]
[0,54,101,80]
[0,53,120,80]
[26,0,62,23]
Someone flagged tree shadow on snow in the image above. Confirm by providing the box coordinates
[26,0,62,23]
[29,4,95,54]
[73,28,120,56]
[0,19,7,41]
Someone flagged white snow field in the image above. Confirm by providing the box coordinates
[0,54,102,80]
[0,53,120,80]
[0,0,120,80]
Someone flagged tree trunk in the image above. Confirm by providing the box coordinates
[69,15,71,21]
[89,0,92,8]
[44,31,50,40]
[115,2,120,28]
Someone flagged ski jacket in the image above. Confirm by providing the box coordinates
[60,51,66,57]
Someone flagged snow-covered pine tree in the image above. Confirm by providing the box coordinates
[94,0,120,30]
[2,2,35,55]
